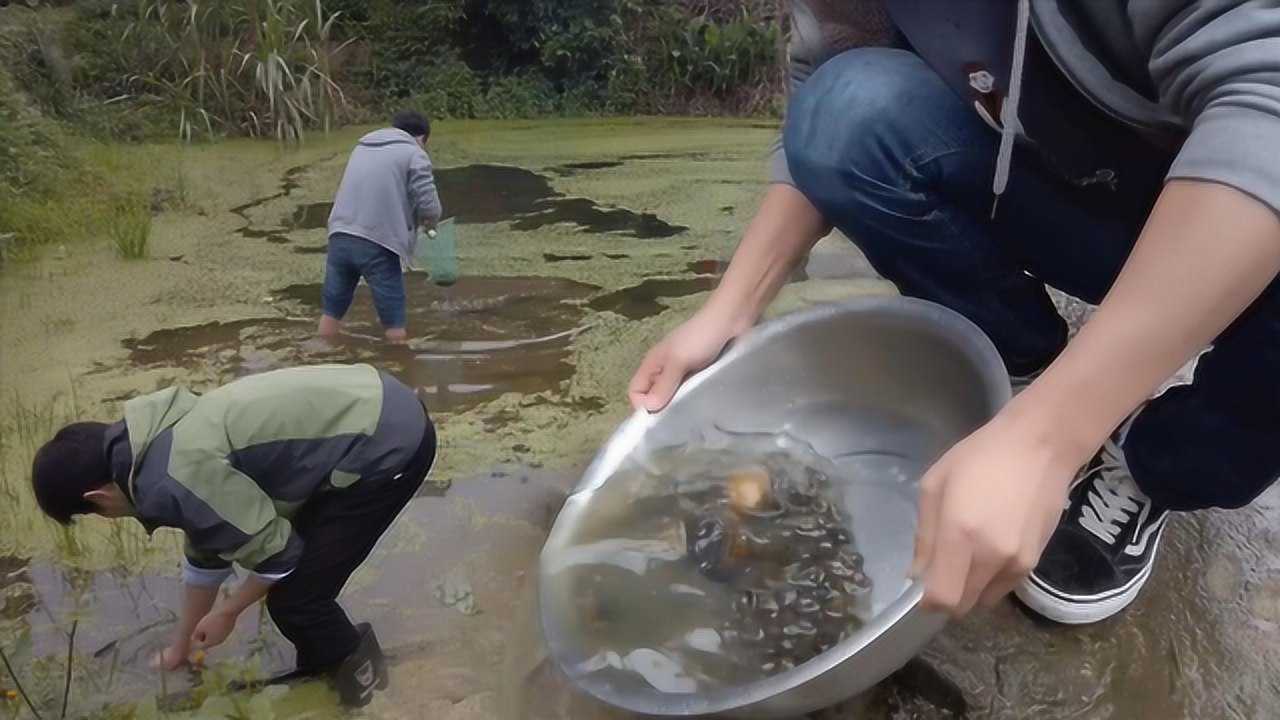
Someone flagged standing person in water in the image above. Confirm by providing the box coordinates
[29,365,437,707]
[320,110,443,344]
[630,0,1280,625]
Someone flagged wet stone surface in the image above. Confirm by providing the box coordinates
[123,276,600,413]
[409,468,1280,720]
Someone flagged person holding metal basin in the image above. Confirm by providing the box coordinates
[629,0,1280,625]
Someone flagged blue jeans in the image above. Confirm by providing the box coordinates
[322,233,407,329]
[784,48,1280,512]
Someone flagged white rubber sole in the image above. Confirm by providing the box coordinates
[1013,536,1162,625]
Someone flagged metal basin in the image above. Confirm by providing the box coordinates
[540,297,1010,718]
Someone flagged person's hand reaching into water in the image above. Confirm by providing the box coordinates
[152,643,191,672]
[191,609,238,652]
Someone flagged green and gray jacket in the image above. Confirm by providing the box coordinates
[104,365,429,587]
[777,0,1280,215]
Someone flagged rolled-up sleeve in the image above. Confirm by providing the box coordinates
[1151,4,1280,215]
[182,538,233,588]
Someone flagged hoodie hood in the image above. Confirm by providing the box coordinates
[359,127,420,148]
[123,386,198,493]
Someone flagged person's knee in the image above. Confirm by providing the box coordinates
[784,48,952,200]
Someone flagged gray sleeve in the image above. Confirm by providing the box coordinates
[770,0,839,186]
[1149,3,1280,215]
[182,535,233,587]
[408,149,443,226]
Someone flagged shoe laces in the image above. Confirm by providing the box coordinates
[1078,440,1146,545]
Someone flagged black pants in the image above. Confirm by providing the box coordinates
[785,48,1280,512]
[267,420,437,672]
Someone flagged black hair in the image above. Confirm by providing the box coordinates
[392,110,431,141]
[31,422,112,525]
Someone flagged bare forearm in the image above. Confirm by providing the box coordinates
[703,183,830,333]
[212,575,273,619]
[1011,180,1280,467]
[173,584,219,649]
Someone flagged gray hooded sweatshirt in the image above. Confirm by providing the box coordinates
[776,0,1280,217]
[327,128,443,260]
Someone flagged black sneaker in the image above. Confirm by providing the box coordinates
[1010,371,1041,396]
[334,623,389,707]
[1014,437,1170,624]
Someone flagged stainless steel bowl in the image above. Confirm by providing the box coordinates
[540,297,1011,718]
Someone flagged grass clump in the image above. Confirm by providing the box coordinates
[0,63,171,259]
[107,199,152,260]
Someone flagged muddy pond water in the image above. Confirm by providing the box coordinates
[235,162,689,250]
[122,276,600,413]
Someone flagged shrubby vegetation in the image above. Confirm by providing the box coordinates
[0,0,783,254]
[2,0,783,140]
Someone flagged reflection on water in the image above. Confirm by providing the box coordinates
[543,435,879,701]
[287,202,332,230]
[587,278,719,320]
[548,161,626,177]
[437,165,688,239]
[122,276,601,413]
[233,163,689,249]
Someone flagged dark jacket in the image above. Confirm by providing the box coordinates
[105,365,429,586]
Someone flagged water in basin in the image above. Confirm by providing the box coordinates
[543,429,923,698]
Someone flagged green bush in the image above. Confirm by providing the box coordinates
[0,12,78,119]
[354,0,779,119]
[357,0,466,101]
[0,67,81,254]
[4,0,783,139]
[56,0,354,142]
[0,68,161,259]
[403,55,485,119]
[609,4,781,114]
[479,73,560,118]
